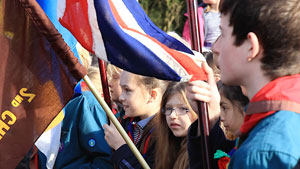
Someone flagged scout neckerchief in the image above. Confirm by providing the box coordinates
[240,74,300,135]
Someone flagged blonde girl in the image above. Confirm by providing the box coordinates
[103,71,169,169]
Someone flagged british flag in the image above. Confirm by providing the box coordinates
[58,0,207,82]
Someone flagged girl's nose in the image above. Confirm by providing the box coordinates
[119,92,125,102]
[220,116,225,123]
[220,111,225,122]
[169,110,178,119]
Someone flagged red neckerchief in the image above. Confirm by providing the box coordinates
[240,74,300,135]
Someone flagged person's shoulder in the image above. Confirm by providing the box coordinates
[253,110,300,141]
[247,110,300,150]
[81,90,96,102]
[230,110,300,169]
[230,149,298,169]
[81,91,106,111]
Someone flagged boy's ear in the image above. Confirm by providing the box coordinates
[246,32,262,61]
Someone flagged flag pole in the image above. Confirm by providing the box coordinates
[186,0,211,169]
[97,59,112,109]
[97,58,112,124]
[186,0,202,53]
[83,75,151,169]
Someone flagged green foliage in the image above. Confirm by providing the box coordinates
[139,0,187,36]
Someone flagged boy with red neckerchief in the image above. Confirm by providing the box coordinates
[187,0,300,168]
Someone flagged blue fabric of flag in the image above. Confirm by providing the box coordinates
[37,0,81,64]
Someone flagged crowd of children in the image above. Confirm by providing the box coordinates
[21,0,300,168]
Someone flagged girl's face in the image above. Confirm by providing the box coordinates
[119,71,151,119]
[165,93,197,137]
[108,71,122,103]
[220,95,245,135]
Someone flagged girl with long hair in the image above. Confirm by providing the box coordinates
[155,82,198,169]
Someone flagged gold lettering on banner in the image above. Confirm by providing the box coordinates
[1,88,35,140]
[2,110,16,125]
[20,88,36,103]
[11,88,36,107]
[0,111,16,140]
[11,95,22,107]
[0,120,9,138]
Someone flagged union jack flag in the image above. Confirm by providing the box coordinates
[58,0,207,82]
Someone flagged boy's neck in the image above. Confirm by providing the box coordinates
[243,73,270,101]
[209,3,219,12]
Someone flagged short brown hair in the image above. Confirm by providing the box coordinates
[220,0,300,79]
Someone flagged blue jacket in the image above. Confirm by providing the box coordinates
[48,91,114,169]
[229,110,300,169]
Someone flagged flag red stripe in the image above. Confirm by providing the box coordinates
[108,0,206,81]
[60,0,94,53]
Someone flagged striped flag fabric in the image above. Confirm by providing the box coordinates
[58,0,207,82]
[37,0,82,64]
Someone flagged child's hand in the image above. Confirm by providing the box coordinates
[103,122,126,150]
[187,61,221,129]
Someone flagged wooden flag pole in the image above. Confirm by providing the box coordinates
[97,59,112,124]
[98,59,112,109]
[186,0,211,169]
[186,0,202,53]
[83,75,151,169]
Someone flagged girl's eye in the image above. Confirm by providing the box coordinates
[165,107,173,111]
[179,107,190,113]
[124,88,131,93]
[221,106,226,111]
[164,107,174,115]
